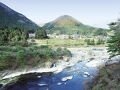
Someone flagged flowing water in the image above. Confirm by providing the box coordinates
[6,48,109,90]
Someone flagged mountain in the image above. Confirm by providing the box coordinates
[0,2,40,31]
[43,15,107,36]
[48,15,80,28]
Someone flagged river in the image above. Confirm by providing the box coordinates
[2,47,109,90]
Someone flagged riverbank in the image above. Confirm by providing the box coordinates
[0,45,72,86]
[0,47,89,80]
[88,62,120,90]
[0,47,109,83]
[3,46,120,90]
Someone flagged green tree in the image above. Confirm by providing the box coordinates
[0,27,28,45]
[85,39,95,45]
[107,20,120,58]
[97,39,105,45]
[91,39,95,45]
[35,30,47,39]
[94,28,107,36]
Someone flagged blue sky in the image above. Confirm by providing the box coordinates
[0,0,120,28]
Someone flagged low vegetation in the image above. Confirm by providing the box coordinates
[0,45,72,71]
[88,63,120,90]
[85,39,105,45]
[29,38,106,47]
[89,19,120,90]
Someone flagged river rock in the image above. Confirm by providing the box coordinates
[86,60,102,67]
[83,72,90,77]
[37,76,41,78]
[0,84,3,88]
[38,83,47,86]
[50,63,56,68]
[57,82,62,85]
[61,76,73,81]
[106,55,120,65]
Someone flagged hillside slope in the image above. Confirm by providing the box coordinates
[0,2,40,30]
[43,15,107,36]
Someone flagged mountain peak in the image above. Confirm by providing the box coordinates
[58,15,73,18]
[43,15,98,35]
[54,15,79,22]
[50,15,81,27]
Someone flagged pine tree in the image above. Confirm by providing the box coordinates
[35,29,47,39]
[107,20,120,58]
[97,39,105,45]
[0,27,28,45]
[91,39,95,45]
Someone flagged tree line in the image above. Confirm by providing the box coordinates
[84,39,105,45]
[0,27,28,46]
[0,27,47,46]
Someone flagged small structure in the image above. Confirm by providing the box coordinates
[29,33,35,38]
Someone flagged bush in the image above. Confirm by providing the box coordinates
[0,53,14,70]
[84,39,95,45]
[0,46,13,52]
[63,48,72,57]
[0,46,72,70]
[97,39,105,45]
[56,48,63,55]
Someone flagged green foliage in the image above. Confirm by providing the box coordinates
[35,30,48,39]
[56,48,72,58]
[0,3,40,31]
[107,20,120,58]
[0,3,47,39]
[94,28,107,36]
[42,15,108,36]
[97,39,105,45]
[63,48,72,57]
[0,28,28,46]
[31,39,35,43]
[85,39,95,45]
[89,63,120,90]
[0,46,71,70]
[56,48,64,58]
[16,50,27,65]
[0,52,14,70]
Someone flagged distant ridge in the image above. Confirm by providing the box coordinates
[0,2,40,30]
[43,15,100,35]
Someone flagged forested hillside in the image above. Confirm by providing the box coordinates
[0,2,39,31]
[43,15,108,36]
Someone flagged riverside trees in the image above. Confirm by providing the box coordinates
[35,29,48,39]
[0,27,28,46]
[107,20,120,58]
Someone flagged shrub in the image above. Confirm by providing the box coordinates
[0,46,72,70]
[84,39,95,45]
[63,48,72,57]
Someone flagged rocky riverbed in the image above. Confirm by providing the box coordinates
[0,47,108,80]
[1,47,120,90]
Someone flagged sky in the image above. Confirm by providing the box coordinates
[0,0,120,28]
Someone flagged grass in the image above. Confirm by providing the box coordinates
[28,38,106,48]
[88,63,120,90]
